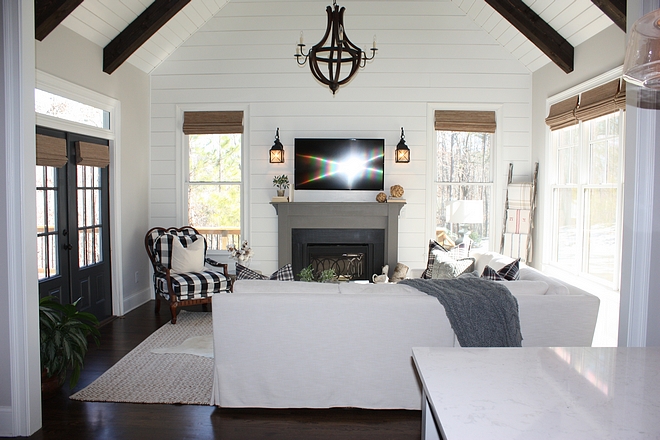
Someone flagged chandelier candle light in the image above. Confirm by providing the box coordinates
[295,0,377,94]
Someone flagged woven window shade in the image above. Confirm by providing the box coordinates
[183,111,244,135]
[545,96,579,130]
[36,134,68,167]
[434,110,496,133]
[76,141,109,168]
[575,79,620,122]
[615,80,626,110]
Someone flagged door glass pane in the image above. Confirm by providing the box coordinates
[554,188,578,267]
[36,165,59,280]
[584,188,617,282]
[77,165,103,268]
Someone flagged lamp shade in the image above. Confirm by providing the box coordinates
[623,8,660,89]
[446,200,484,224]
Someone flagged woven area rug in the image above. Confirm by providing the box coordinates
[70,311,213,405]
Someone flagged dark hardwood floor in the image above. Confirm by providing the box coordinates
[26,301,421,440]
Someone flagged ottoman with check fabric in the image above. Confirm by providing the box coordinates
[145,226,231,323]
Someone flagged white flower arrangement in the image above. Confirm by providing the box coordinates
[227,240,253,262]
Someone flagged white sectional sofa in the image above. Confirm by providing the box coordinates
[210,252,600,410]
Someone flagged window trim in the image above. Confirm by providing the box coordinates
[544,66,624,291]
[176,105,250,257]
[426,104,503,253]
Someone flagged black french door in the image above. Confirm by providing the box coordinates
[36,126,112,322]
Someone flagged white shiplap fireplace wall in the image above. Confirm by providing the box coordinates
[149,0,532,274]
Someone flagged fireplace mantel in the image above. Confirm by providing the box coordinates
[272,202,405,272]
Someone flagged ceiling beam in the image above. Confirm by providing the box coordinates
[35,0,84,41]
[485,0,574,74]
[591,0,626,32]
[103,0,191,75]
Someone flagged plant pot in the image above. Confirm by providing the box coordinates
[41,369,65,399]
[277,189,285,197]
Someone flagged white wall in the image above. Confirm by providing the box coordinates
[150,0,533,274]
[36,25,153,313]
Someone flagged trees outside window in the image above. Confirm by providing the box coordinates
[435,131,493,252]
[187,133,242,251]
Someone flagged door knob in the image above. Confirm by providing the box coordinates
[63,244,73,250]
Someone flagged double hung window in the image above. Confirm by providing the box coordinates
[434,110,495,253]
[546,79,625,287]
[183,111,244,251]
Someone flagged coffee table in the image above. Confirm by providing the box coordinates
[412,346,660,440]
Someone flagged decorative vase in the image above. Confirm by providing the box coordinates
[41,369,65,399]
[277,189,285,197]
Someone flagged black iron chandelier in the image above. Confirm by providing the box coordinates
[295,0,377,94]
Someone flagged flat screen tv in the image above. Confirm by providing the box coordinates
[294,138,385,191]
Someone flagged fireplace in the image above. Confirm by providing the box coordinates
[272,202,404,279]
[292,228,384,280]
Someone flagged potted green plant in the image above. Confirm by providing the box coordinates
[39,295,100,396]
[273,174,290,197]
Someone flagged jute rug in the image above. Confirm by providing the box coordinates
[70,311,214,405]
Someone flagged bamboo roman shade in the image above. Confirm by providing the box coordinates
[435,110,496,133]
[574,79,621,122]
[546,79,626,131]
[76,141,109,168]
[545,96,579,130]
[36,134,68,167]
[182,111,244,135]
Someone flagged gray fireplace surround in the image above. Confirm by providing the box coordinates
[271,202,405,277]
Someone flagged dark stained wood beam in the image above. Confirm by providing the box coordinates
[103,0,191,74]
[35,0,84,41]
[485,0,574,73]
[591,0,626,32]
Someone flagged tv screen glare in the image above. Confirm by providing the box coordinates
[294,138,385,191]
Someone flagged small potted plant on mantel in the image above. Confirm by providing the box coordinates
[273,174,290,197]
[40,295,100,398]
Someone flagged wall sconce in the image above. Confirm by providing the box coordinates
[269,128,284,163]
[395,127,410,163]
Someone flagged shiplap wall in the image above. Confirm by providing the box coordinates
[150,0,533,274]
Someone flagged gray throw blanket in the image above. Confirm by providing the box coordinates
[401,278,523,347]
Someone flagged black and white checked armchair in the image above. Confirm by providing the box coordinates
[144,226,231,324]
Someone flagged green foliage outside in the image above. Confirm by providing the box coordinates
[188,134,241,234]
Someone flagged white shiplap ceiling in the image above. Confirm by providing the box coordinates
[60,0,616,74]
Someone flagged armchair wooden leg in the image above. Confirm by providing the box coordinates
[154,294,161,313]
[170,303,178,324]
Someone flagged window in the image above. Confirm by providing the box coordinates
[35,89,110,129]
[434,110,496,254]
[547,78,625,288]
[183,111,244,251]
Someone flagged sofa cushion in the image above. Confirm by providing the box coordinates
[500,280,549,295]
[233,279,340,294]
[339,282,426,296]
[422,239,449,279]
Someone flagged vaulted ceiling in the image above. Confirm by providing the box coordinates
[35,0,625,75]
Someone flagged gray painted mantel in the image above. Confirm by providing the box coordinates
[271,202,405,273]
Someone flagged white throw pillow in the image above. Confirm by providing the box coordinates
[170,237,206,273]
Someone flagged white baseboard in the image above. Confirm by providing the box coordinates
[0,406,14,437]
[122,287,152,315]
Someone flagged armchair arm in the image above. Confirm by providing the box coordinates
[205,258,230,277]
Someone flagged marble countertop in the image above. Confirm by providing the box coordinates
[412,346,660,440]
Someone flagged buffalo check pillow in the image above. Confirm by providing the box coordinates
[236,263,294,281]
[422,239,449,279]
[481,258,521,281]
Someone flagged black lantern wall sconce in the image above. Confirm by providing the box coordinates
[395,127,410,163]
[269,128,284,163]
